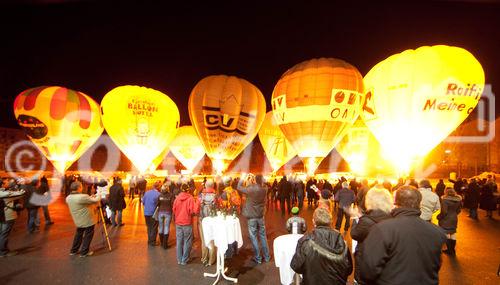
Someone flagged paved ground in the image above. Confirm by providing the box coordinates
[1,192,499,285]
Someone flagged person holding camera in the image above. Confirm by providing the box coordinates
[66,181,101,257]
[0,178,25,257]
[237,173,271,264]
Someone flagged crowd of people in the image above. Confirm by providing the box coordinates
[1,172,499,284]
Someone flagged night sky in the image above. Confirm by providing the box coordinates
[1,0,499,129]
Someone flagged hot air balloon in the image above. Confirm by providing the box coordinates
[101,85,180,173]
[258,111,296,172]
[13,86,103,173]
[361,45,485,175]
[271,58,365,175]
[148,147,170,173]
[335,119,390,176]
[188,75,266,174]
[168,126,206,173]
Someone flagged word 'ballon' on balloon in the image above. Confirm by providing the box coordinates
[258,111,296,172]
[361,45,485,175]
[188,75,266,174]
[101,85,180,173]
[271,58,365,175]
[168,126,206,173]
[13,86,103,173]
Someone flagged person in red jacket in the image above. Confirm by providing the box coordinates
[172,183,200,265]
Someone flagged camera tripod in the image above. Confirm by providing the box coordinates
[97,206,112,251]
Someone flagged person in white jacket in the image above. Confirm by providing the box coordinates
[418,180,441,222]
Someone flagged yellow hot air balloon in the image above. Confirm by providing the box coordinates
[271,58,364,175]
[101,85,180,173]
[188,75,266,174]
[361,45,485,175]
[168,126,206,173]
[13,86,103,173]
[335,119,390,176]
[258,111,296,172]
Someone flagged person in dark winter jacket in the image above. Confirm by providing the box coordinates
[278,176,292,216]
[25,178,42,233]
[237,173,270,264]
[479,176,498,218]
[108,178,126,227]
[463,178,480,219]
[335,182,355,233]
[351,186,392,285]
[449,177,464,196]
[438,187,462,256]
[435,179,446,198]
[291,207,353,285]
[360,186,446,285]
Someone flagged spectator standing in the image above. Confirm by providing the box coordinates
[438,187,462,256]
[291,207,352,285]
[66,181,101,257]
[172,183,200,265]
[419,180,440,222]
[286,207,306,234]
[237,173,271,264]
[0,179,25,257]
[157,182,174,249]
[360,186,446,284]
[350,187,392,285]
[142,181,161,246]
[335,182,355,233]
[108,178,126,227]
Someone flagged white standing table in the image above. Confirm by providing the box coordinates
[202,215,243,284]
[273,233,303,285]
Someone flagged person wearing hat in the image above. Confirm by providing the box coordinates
[286,207,307,234]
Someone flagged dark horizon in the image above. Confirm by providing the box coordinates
[1,0,499,129]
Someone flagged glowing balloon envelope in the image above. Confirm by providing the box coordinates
[271,58,365,175]
[101,85,180,173]
[335,119,390,176]
[361,45,485,174]
[188,75,266,174]
[258,111,296,172]
[13,86,103,173]
[168,126,206,173]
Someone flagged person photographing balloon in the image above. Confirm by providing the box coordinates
[0,178,25,257]
[237,173,271,264]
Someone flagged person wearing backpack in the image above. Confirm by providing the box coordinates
[198,180,217,266]
[222,178,241,214]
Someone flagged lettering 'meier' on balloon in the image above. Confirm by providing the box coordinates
[13,86,103,173]
[271,58,365,175]
[101,86,179,173]
[188,75,266,174]
[361,45,485,174]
